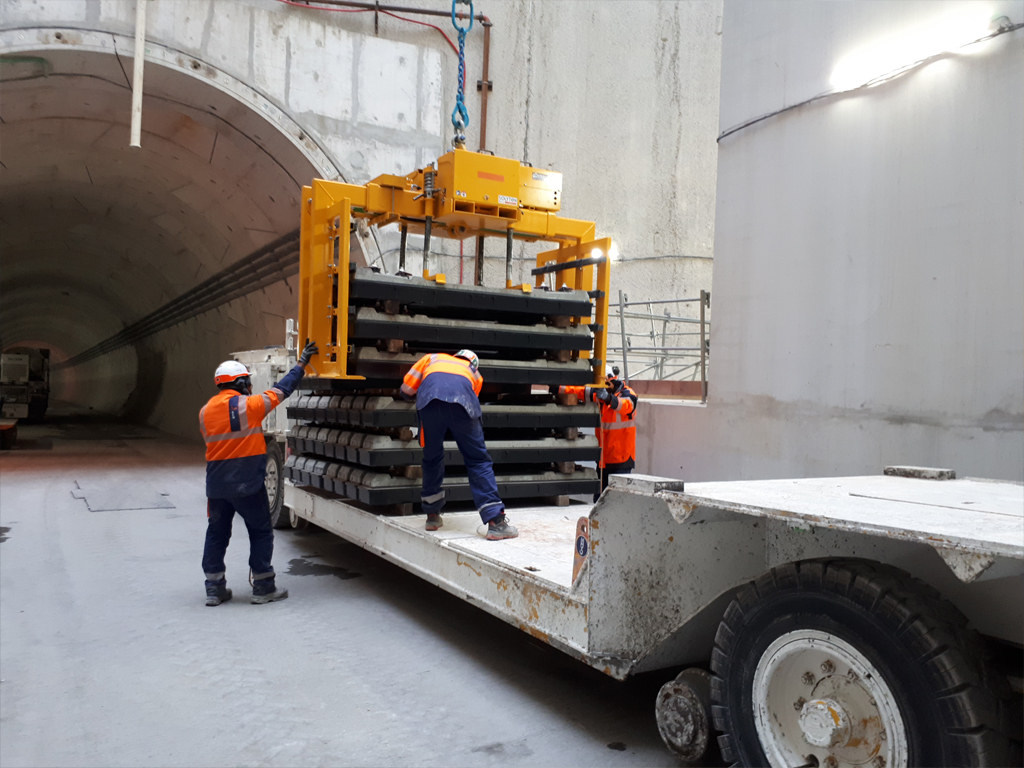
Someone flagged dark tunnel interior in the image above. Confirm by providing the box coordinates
[1,47,321,438]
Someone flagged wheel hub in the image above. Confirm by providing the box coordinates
[265,458,279,505]
[752,630,908,767]
[798,698,850,748]
[655,668,711,763]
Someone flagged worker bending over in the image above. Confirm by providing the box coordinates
[401,349,518,540]
[199,340,318,606]
[559,365,638,500]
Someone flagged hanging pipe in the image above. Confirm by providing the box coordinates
[129,0,147,147]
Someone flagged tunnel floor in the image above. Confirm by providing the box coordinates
[0,418,710,767]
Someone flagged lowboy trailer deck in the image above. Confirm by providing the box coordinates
[286,469,1024,766]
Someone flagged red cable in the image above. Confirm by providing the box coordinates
[274,0,369,13]
[378,10,459,55]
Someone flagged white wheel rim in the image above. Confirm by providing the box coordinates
[265,456,279,508]
[753,629,908,768]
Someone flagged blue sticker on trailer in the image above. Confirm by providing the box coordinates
[576,535,589,558]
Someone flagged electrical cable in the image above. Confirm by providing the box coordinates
[379,10,460,56]
[718,21,1024,142]
[273,0,460,57]
[273,0,368,12]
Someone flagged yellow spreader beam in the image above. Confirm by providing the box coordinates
[298,148,610,385]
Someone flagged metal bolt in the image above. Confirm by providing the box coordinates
[823,757,839,768]
[794,697,807,711]
[872,757,886,768]
[802,672,816,685]
[820,660,835,674]
[880,730,887,741]
[847,669,859,681]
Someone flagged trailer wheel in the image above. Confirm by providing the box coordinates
[711,559,1013,767]
[288,506,310,530]
[656,667,712,764]
[265,440,288,529]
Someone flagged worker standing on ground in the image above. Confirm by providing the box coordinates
[199,339,319,606]
[558,365,638,500]
[400,349,518,540]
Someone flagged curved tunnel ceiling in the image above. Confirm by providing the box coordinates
[0,43,324,428]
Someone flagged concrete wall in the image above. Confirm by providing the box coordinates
[637,0,1024,482]
[1,0,723,438]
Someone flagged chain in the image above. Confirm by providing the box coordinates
[450,0,473,148]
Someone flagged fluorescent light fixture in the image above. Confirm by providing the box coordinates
[609,243,620,261]
[830,7,993,91]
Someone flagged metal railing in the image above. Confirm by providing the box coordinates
[607,290,710,402]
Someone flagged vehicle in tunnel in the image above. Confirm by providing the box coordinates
[0,347,49,421]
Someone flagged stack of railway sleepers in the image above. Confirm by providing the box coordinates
[283,267,602,510]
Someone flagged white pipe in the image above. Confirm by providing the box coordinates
[129,0,147,148]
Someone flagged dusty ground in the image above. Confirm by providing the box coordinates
[0,415,713,767]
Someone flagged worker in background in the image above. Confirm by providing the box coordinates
[199,339,319,606]
[400,349,519,540]
[558,365,638,500]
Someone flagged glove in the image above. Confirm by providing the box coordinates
[298,339,319,367]
[595,388,613,405]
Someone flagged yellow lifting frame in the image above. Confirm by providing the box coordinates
[298,151,611,385]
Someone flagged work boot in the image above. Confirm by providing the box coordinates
[486,513,519,541]
[425,512,443,531]
[205,580,232,607]
[251,577,289,604]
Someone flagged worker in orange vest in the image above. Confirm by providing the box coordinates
[558,365,638,500]
[199,340,318,606]
[401,349,518,540]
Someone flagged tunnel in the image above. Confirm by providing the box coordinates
[0,35,334,438]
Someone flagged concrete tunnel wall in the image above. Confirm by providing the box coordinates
[0,0,723,440]
[636,0,1024,483]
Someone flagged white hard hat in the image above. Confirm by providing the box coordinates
[454,349,479,372]
[214,360,250,385]
[605,364,614,378]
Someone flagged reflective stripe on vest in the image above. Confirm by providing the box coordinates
[201,390,266,462]
[404,353,482,396]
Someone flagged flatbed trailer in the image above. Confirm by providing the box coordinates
[286,469,1024,766]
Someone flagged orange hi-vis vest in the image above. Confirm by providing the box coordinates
[402,354,482,396]
[200,382,290,498]
[560,383,638,467]
[402,353,484,419]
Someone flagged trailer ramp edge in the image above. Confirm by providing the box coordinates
[285,484,598,664]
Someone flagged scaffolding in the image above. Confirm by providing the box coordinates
[607,290,710,402]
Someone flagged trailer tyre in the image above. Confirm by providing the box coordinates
[710,559,1014,767]
[288,506,310,530]
[265,440,288,529]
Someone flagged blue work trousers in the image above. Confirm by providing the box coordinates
[202,488,275,585]
[418,399,504,523]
